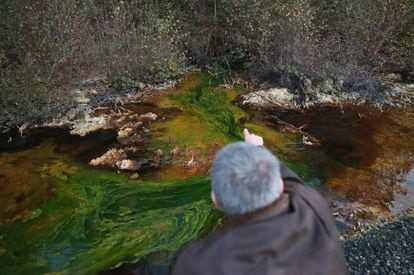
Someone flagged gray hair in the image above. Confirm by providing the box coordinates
[211,142,283,216]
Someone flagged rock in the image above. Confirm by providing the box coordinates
[241,88,296,106]
[117,126,142,145]
[302,135,314,146]
[139,112,158,121]
[343,216,414,274]
[90,148,127,167]
[70,114,110,136]
[115,116,127,125]
[116,159,141,171]
[118,127,134,139]
[129,173,140,180]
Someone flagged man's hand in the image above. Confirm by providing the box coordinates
[243,128,264,146]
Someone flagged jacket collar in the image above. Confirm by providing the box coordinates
[222,193,290,228]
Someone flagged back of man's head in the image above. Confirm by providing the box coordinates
[211,142,283,216]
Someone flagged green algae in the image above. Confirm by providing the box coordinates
[0,71,318,274]
[0,141,79,225]
[0,160,219,274]
[152,72,246,150]
[149,71,314,181]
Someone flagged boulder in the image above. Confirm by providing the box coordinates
[116,159,141,171]
[89,148,127,167]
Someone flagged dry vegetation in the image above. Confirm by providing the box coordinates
[0,0,413,131]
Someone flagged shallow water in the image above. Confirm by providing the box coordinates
[0,72,413,273]
[262,104,414,210]
[0,142,220,274]
[0,72,301,274]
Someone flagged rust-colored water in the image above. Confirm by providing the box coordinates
[265,104,414,211]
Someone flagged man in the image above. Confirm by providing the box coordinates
[172,129,347,275]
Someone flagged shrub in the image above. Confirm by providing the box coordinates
[91,1,187,82]
[227,0,413,80]
[1,0,413,131]
[0,0,187,130]
[0,64,74,132]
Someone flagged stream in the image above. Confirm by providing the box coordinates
[0,72,413,274]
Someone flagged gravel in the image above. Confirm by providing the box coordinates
[343,215,414,274]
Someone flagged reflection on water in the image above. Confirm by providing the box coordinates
[390,167,414,214]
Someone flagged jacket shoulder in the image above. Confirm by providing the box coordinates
[280,163,338,236]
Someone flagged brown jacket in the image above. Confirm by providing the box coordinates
[172,165,347,275]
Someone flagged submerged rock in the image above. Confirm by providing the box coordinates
[129,173,140,180]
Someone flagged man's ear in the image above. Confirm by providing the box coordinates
[211,191,222,211]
